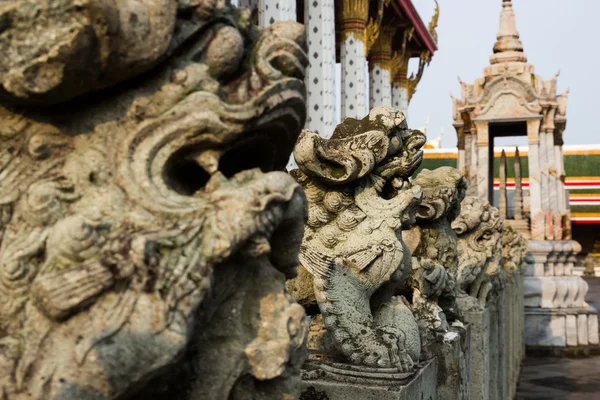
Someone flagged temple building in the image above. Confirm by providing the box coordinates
[232,0,439,139]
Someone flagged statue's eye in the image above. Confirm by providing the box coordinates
[480,232,492,241]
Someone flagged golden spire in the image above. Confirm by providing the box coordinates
[490,0,528,64]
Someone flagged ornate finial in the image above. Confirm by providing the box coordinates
[490,0,528,64]
[428,0,439,44]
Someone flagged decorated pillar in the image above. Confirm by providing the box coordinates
[259,0,296,26]
[394,50,430,123]
[456,124,466,173]
[391,27,413,122]
[527,118,544,240]
[556,91,569,238]
[542,106,559,210]
[340,0,369,119]
[369,27,394,108]
[391,57,409,120]
[304,0,336,137]
[474,120,490,202]
[465,119,479,197]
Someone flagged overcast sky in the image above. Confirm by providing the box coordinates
[409,0,600,148]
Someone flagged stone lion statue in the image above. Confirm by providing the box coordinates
[287,108,427,374]
[401,167,467,340]
[0,1,310,399]
[452,196,504,311]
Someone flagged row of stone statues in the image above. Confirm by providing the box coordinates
[286,108,527,395]
[0,1,527,398]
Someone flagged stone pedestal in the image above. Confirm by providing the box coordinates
[428,325,471,400]
[524,240,600,352]
[460,306,490,400]
[299,358,438,400]
[506,269,526,398]
[487,283,505,400]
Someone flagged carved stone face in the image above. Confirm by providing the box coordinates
[294,107,425,190]
[501,226,528,271]
[0,2,308,399]
[452,197,503,292]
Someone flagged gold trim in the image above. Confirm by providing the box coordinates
[428,0,439,44]
[368,26,396,71]
[423,153,458,159]
[400,50,431,102]
[364,0,391,56]
[391,27,413,84]
[340,0,369,21]
[340,0,370,44]
[572,213,600,218]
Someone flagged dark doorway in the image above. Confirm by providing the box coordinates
[488,121,528,207]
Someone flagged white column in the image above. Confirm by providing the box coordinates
[304,0,336,138]
[368,28,393,109]
[392,83,409,121]
[259,0,296,26]
[339,0,369,120]
[539,131,550,212]
[369,65,391,108]
[457,126,467,173]
[341,35,368,119]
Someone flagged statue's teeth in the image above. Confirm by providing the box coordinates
[194,150,221,174]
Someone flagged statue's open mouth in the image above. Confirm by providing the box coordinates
[374,131,427,195]
[162,83,306,197]
[163,126,284,196]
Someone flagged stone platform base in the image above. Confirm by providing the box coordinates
[524,306,599,348]
[526,344,600,357]
[298,358,438,400]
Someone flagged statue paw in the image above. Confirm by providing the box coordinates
[421,261,449,298]
[395,349,415,372]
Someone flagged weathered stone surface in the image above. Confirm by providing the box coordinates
[499,226,527,399]
[0,2,311,399]
[288,107,426,373]
[430,323,471,400]
[462,308,490,400]
[452,196,503,313]
[299,358,438,400]
[401,167,467,340]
